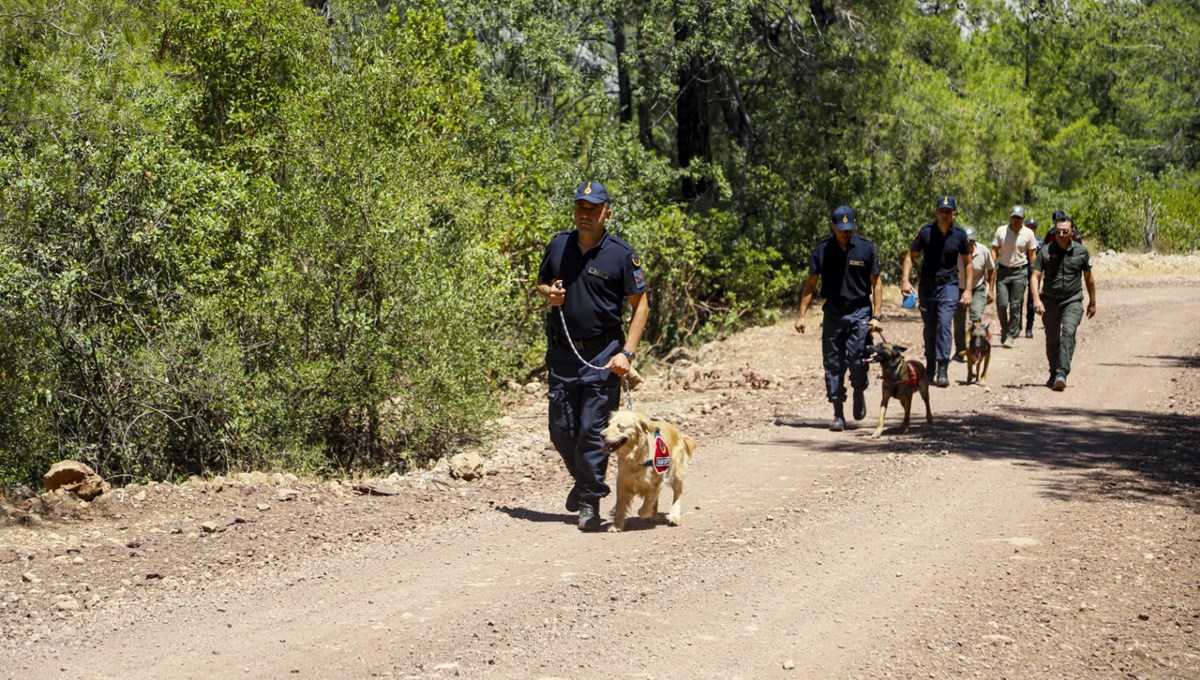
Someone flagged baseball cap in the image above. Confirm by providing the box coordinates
[831,205,857,231]
[1010,205,1025,219]
[1025,218,1038,228]
[936,195,957,210]
[574,181,610,204]
[964,226,977,241]
[1051,209,1069,223]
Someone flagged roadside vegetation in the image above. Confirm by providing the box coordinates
[1,0,1196,483]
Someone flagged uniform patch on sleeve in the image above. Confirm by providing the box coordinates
[633,269,645,289]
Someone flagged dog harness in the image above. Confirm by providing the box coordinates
[639,427,670,474]
[881,361,923,388]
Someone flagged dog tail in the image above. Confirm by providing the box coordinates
[681,434,697,461]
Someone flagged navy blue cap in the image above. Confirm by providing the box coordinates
[1051,209,1069,222]
[574,181,610,204]
[936,195,957,211]
[831,205,857,231]
[1025,218,1038,228]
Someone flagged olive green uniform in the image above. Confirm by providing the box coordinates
[1032,240,1092,377]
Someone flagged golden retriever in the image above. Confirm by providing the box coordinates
[601,410,696,532]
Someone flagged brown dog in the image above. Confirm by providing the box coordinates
[967,321,992,385]
[601,410,696,532]
[865,342,932,438]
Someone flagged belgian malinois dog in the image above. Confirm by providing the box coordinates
[967,321,992,385]
[865,341,932,439]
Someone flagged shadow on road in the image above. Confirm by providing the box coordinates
[773,405,1200,511]
[494,505,575,525]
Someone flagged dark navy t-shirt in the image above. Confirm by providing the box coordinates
[537,230,646,338]
[910,222,970,283]
[809,234,879,304]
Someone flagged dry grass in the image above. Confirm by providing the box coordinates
[1090,251,1200,280]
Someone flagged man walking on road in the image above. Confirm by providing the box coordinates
[1031,218,1096,391]
[991,206,1038,347]
[795,205,883,432]
[536,181,649,530]
[1023,218,1040,338]
[901,196,973,388]
[953,227,995,361]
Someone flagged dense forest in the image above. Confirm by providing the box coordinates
[1,0,1197,483]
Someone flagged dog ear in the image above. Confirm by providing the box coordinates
[894,344,907,353]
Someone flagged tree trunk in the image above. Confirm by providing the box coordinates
[675,20,711,201]
[614,14,633,125]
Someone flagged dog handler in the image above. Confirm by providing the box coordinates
[901,196,973,388]
[953,227,995,360]
[990,206,1038,347]
[794,205,883,432]
[1031,219,1096,391]
[536,181,649,531]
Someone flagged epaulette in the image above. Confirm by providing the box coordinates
[605,233,637,253]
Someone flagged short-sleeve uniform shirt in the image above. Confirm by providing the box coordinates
[991,225,1038,267]
[537,230,646,338]
[809,234,879,304]
[911,222,970,283]
[958,246,995,290]
[1033,239,1091,301]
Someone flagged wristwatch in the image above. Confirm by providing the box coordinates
[620,349,635,361]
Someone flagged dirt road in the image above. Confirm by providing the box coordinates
[3,277,1198,679]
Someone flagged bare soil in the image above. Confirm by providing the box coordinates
[3,257,1199,679]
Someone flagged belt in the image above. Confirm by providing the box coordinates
[998,264,1028,271]
[551,331,619,352]
[824,297,870,310]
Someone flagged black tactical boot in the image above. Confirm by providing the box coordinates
[852,389,866,421]
[830,402,846,432]
[577,501,602,531]
[935,361,949,388]
[565,486,580,513]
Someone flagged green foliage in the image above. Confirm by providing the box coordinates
[1,0,1197,485]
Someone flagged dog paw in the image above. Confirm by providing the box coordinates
[607,524,624,533]
[666,514,681,526]
[870,431,882,439]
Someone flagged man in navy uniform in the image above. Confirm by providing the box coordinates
[794,205,883,431]
[900,195,973,388]
[536,181,649,531]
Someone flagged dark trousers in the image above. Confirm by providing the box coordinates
[821,303,871,403]
[995,265,1028,341]
[1024,268,1036,333]
[1043,296,1084,376]
[918,279,958,365]
[546,345,620,503]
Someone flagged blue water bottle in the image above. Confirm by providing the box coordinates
[902,290,917,309]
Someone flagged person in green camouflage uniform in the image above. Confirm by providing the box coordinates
[1031,218,1097,391]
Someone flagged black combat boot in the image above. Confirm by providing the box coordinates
[830,402,846,432]
[935,361,949,388]
[577,500,602,531]
[852,389,866,421]
[565,486,580,513]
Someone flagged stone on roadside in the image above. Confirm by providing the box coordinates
[42,460,110,501]
[783,660,796,670]
[256,503,271,511]
[449,452,484,481]
[200,521,220,533]
[523,381,541,395]
[22,571,40,584]
[276,488,300,502]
